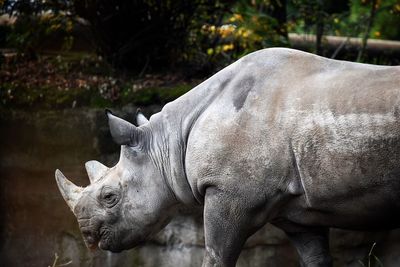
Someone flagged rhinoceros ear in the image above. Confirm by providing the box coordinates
[85,160,108,183]
[55,169,83,213]
[136,109,149,126]
[106,109,142,146]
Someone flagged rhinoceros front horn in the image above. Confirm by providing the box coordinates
[85,160,108,183]
[55,169,83,212]
[106,109,143,146]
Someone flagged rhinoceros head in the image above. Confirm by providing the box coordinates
[55,110,178,252]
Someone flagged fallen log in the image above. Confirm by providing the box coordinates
[289,33,400,57]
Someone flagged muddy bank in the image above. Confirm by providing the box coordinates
[1,106,400,267]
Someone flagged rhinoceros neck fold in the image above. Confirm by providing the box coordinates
[148,67,235,206]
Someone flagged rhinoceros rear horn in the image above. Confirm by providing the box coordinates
[85,160,108,183]
[55,169,83,212]
[106,109,143,146]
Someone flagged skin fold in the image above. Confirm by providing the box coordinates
[56,48,400,267]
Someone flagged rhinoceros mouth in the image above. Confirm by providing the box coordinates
[97,227,112,250]
[98,228,147,252]
[98,239,109,251]
[98,226,128,252]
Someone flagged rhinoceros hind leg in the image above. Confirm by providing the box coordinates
[286,228,332,267]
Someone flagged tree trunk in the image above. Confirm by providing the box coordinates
[269,0,288,40]
[357,0,378,62]
[315,0,325,55]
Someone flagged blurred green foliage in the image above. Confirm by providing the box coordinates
[2,0,75,58]
[287,0,400,39]
[1,0,400,69]
[7,13,74,58]
[350,0,400,40]
[1,0,400,110]
[71,0,231,72]
[0,52,195,110]
[194,0,290,72]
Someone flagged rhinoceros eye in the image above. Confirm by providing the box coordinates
[100,187,119,208]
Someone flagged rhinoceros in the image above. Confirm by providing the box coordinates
[55,48,400,267]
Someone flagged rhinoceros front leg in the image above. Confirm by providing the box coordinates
[286,228,332,267]
[201,188,262,267]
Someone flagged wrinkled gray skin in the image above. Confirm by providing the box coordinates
[56,48,400,267]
